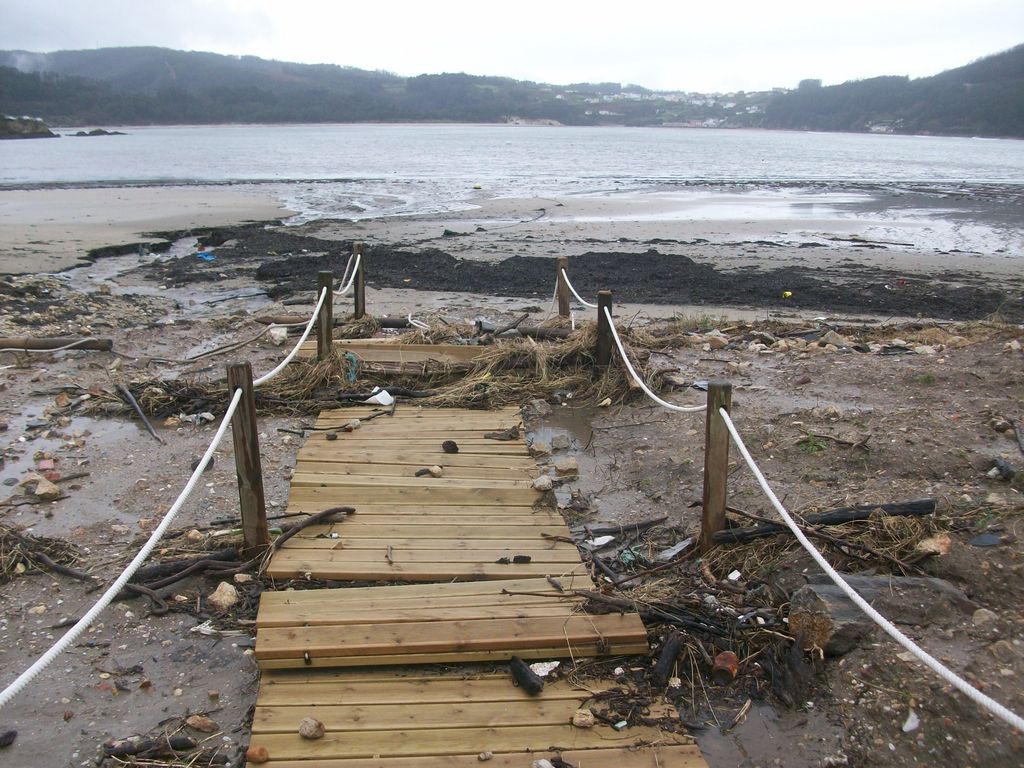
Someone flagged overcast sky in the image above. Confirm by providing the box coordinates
[1,0,1021,92]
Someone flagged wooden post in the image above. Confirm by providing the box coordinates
[316,271,334,361]
[227,363,269,557]
[595,290,613,370]
[701,381,733,553]
[353,242,366,319]
[556,257,570,317]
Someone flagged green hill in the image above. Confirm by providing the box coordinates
[0,44,1021,137]
[762,44,1024,137]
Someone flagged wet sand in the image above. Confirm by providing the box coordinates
[0,186,293,274]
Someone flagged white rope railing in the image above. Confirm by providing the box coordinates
[603,307,706,413]
[560,268,598,309]
[253,286,327,387]
[719,407,1024,731]
[0,279,333,710]
[333,251,361,297]
[0,388,244,710]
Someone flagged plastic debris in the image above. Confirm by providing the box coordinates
[529,661,560,678]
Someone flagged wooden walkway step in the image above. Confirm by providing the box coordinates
[255,577,648,668]
[249,671,700,766]
[264,406,582,582]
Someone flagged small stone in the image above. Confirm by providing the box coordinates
[819,330,849,347]
[27,605,46,615]
[985,492,1008,507]
[185,529,205,543]
[706,335,728,350]
[110,524,130,535]
[902,709,920,733]
[207,582,239,611]
[173,688,183,696]
[553,457,578,476]
[990,417,1013,433]
[173,594,189,603]
[246,745,270,763]
[551,434,571,450]
[571,708,596,728]
[529,441,551,456]
[233,573,253,584]
[428,465,444,478]
[298,716,325,739]
[207,690,220,700]
[30,477,61,500]
[268,326,288,346]
[913,345,937,356]
[442,440,459,454]
[186,714,219,733]
[478,752,493,762]
[532,475,554,491]
[988,640,1019,663]
[325,431,338,441]
[1004,339,1022,353]
[972,608,998,627]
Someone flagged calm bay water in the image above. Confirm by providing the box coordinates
[2,124,1023,222]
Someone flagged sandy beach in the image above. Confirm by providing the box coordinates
[0,185,292,274]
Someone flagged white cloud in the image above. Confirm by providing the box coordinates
[0,0,1020,91]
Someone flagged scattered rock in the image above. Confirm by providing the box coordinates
[298,716,325,740]
[442,440,459,454]
[428,465,444,478]
[819,330,849,347]
[478,752,494,761]
[913,345,938,355]
[268,326,289,345]
[972,608,998,627]
[325,431,337,441]
[207,582,239,611]
[29,477,61,500]
[914,534,952,557]
[706,335,729,350]
[1004,339,1022,353]
[550,434,571,450]
[571,708,596,728]
[532,475,554,491]
[989,417,1013,433]
[234,573,253,584]
[185,529,205,543]
[246,745,270,763]
[185,714,219,733]
[522,399,552,420]
[988,639,1019,663]
[902,709,920,733]
[529,441,551,456]
[553,457,578,476]
[0,730,17,748]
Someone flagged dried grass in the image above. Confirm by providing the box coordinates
[0,523,82,583]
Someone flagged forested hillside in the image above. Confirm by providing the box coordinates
[1,44,1020,137]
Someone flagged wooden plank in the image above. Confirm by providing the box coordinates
[270,551,580,568]
[256,641,652,669]
[256,674,604,704]
[255,615,647,660]
[251,745,705,768]
[264,558,586,581]
[289,473,534,489]
[281,514,564,529]
[301,437,527,453]
[246,724,690,760]
[286,486,541,506]
[280,536,573,549]
[270,547,580,564]
[293,462,533,480]
[258,577,567,605]
[295,449,536,469]
[257,602,577,629]
[276,523,570,539]
[253,699,603,732]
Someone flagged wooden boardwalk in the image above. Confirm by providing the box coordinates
[251,402,706,767]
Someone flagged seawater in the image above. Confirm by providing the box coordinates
[2,124,1023,224]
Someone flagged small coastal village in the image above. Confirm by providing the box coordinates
[1,13,1023,768]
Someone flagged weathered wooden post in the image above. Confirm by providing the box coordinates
[316,270,333,361]
[353,242,367,320]
[227,362,269,557]
[595,290,613,370]
[556,257,570,317]
[701,381,733,552]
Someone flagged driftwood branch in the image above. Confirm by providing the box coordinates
[712,500,935,544]
[584,516,668,537]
